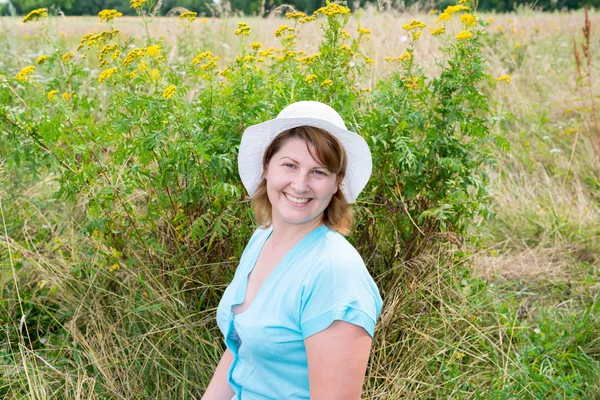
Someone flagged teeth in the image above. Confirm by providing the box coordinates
[286,194,310,204]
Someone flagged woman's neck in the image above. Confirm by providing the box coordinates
[267,217,323,250]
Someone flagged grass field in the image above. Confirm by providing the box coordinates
[1,5,599,399]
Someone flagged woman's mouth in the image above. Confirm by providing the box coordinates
[284,193,312,205]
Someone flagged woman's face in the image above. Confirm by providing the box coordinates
[264,137,339,230]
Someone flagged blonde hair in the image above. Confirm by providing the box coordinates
[252,126,353,235]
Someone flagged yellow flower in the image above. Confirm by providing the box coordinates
[179,11,197,21]
[98,9,123,22]
[414,31,422,40]
[192,51,213,65]
[98,67,118,83]
[162,84,176,99]
[36,55,49,64]
[456,30,473,39]
[488,17,495,23]
[305,74,317,83]
[22,8,48,23]
[138,61,149,72]
[340,30,350,39]
[320,79,333,87]
[404,77,418,89]
[130,70,137,79]
[250,42,262,50]
[402,20,426,31]
[444,5,469,14]
[497,25,504,31]
[459,0,469,3]
[234,22,251,36]
[130,0,146,9]
[399,52,413,62]
[436,12,451,24]
[460,14,477,27]
[429,9,439,14]
[62,92,72,100]
[314,3,350,16]
[122,48,145,66]
[275,25,290,37]
[15,65,35,81]
[259,49,273,57]
[358,28,371,35]
[257,57,265,63]
[145,45,161,57]
[243,55,255,62]
[109,263,120,272]
[285,11,306,19]
[431,26,445,35]
[61,52,75,63]
[299,16,315,23]
[497,75,511,83]
[365,57,375,65]
[150,69,160,80]
[47,90,58,100]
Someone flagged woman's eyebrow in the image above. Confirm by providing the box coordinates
[279,156,299,163]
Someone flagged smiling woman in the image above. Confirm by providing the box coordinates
[202,101,382,400]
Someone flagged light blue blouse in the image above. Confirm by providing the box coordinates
[216,224,383,399]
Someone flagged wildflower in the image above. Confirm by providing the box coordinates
[146,45,161,57]
[15,65,35,81]
[257,57,265,62]
[314,3,350,16]
[431,26,445,35]
[456,30,473,39]
[130,0,146,9]
[340,30,350,39]
[162,84,176,99]
[436,12,451,24]
[299,16,315,23]
[250,42,262,50]
[413,31,422,40]
[234,22,251,36]
[130,70,137,79]
[497,25,504,31]
[150,69,160,80]
[399,52,413,62]
[61,52,75,63]
[497,75,511,83]
[358,28,371,35]
[122,48,145,66]
[47,90,58,100]
[444,5,469,14]
[285,11,306,19]
[365,57,375,65]
[199,56,220,70]
[62,92,72,100]
[98,9,123,22]
[179,11,197,21]
[460,14,477,27]
[459,0,469,3]
[305,74,317,83]
[402,20,426,31]
[404,77,418,89]
[109,263,120,272]
[488,17,495,23]
[259,49,273,57]
[275,25,290,37]
[320,79,333,87]
[22,8,48,23]
[192,51,213,65]
[429,9,439,14]
[339,44,352,52]
[243,55,255,62]
[98,67,118,83]
[138,61,149,72]
[36,55,49,64]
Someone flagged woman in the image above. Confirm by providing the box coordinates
[203,101,382,399]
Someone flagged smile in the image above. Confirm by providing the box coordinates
[284,193,312,205]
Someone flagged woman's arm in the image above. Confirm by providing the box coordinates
[305,320,373,400]
[202,348,235,400]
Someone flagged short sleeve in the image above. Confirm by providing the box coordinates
[299,254,382,339]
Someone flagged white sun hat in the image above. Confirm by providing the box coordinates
[238,101,372,204]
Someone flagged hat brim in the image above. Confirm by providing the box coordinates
[238,117,372,204]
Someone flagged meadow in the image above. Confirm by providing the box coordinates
[1,3,599,399]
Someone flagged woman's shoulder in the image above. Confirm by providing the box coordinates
[306,226,367,274]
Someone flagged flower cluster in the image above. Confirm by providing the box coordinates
[444,4,469,14]
[98,9,123,22]
[456,30,473,40]
[15,66,35,81]
[320,79,333,87]
[384,52,413,63]
[99,44,119,66]
[297,52,320,65]
[436,13,451,24]
[162,84,176,99]
[179,11,197,21]
[314,3,350,17]
[305,74,317,83]
[192,51,213,65]
[285,11,306,19]
[130,0,147,9]
[497,75,511,83]
[299,15,316,23]
[47,90,58,100]
[358,28,371,35]
[460,14,477,27]
[431,27,445,35]
[402,20,426,31]
[22,8,48,23]
[146,45,161,57]
[62,52,75,63]
[234,22,251,36]
[77,30,120,50]
[122,48,146,67]
[275,25,295,38]
[250,42,262,50]
[98,68,118,83]
[36,55,49,64]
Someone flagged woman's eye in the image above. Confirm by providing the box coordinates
[313,170,328,176]
[284,163,295,169]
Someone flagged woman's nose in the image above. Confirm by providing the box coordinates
[290,173,309,193]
